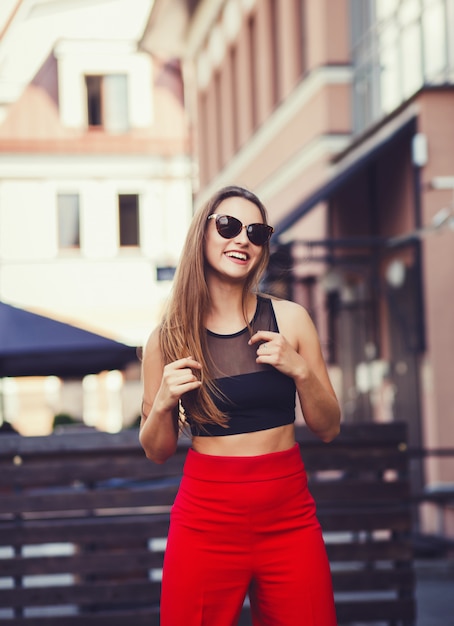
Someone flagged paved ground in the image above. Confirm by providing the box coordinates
[415,557,454,625]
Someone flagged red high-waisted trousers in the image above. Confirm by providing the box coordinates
[160,444,337,626]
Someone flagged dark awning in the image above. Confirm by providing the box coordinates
[273,115,417,238]
[0,301,138,378]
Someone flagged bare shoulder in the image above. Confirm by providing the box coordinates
[142,326,163,367]
[141,326,164,408]
[144,325,160,351]
[269,296,319,353]
[270,297,313,328]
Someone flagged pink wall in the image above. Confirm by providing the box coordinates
[418,91,454,485]
[0,55,190,156]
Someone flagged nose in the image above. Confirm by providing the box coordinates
[233,225,249,244]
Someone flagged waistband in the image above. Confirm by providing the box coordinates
[183,443,303,482]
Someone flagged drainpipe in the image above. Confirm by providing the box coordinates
[411,132,427,352]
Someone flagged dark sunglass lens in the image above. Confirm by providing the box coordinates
[247,224,272,245]
[216,215,242,239]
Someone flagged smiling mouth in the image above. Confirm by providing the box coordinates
[225,251,248,261]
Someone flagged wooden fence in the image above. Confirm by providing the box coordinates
[0,422,415,625]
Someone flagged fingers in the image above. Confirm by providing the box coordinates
[256,341,272,357]
[249,331,283,356]
[249,332,294,373]
[163,358,202,389]
[248,330,277,346]
[158,357,202,411]
[172,356,202,370]
[251,337,278,364]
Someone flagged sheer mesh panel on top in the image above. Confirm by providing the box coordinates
[206,295,276,380]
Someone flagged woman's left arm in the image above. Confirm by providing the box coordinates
[250,299,340,442]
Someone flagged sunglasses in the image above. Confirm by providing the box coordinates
[208,214,274,246]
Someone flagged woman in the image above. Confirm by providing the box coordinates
[140,185,340,626]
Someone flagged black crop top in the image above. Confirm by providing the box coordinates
[185,295,296,437]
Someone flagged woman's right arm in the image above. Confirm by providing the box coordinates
[139,328,202,464]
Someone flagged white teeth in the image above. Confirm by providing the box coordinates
[226,251,247,261]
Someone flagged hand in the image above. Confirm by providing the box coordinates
[249,331,308,380]
[155,357,202,413]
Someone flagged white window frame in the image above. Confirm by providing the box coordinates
[55,40,152,130]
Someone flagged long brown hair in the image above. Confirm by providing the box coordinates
[159,185,272,429]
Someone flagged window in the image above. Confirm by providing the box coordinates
[85,74,129,133]
[269,0,279,106]
[294,0,306,78]
[57,193,80,249]
[351,0,454,134]
[248,13,258,130]
[214,71,223,169]
[86,76,102,126]
[423,0,447,79]
[229,46,239,151]
[118,194,140,247]
[199,92,209,186]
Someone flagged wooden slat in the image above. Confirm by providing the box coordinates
[335,598,416,623]
[326,539,413,561]
[331,567,415,592]
[309,479,409,503]
[0,429,147,456]
[0,548,164,577]
[296,422,407,446]
[302,448,408,472]
[0,451,186,489]
[317,508,412,532]
[0,609,159,626]
[0,515,170,547]
[0,483,179,515]
[1,580,159,609]
[0,458,159,488]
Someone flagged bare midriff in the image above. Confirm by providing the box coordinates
[191,423,296,457]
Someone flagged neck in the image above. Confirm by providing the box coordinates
[205,281,256,334]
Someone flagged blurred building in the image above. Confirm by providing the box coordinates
[141,0,454,537]
[0,0,193,433]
